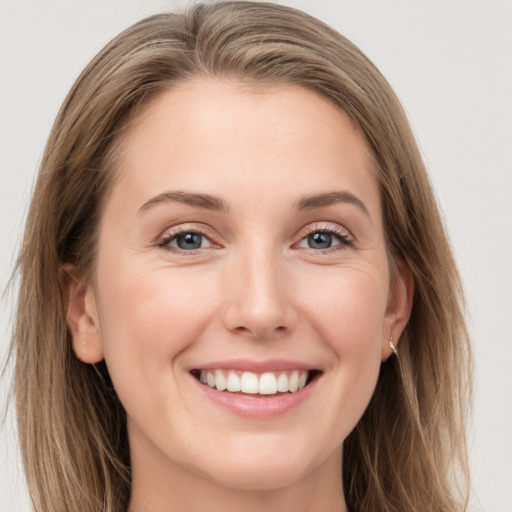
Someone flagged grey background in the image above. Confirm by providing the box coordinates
[1,1,511,510]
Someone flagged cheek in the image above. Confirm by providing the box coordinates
[93,263,225,448]
[298,263,389,350]
[94,258,215,391]
[296,265,388,419]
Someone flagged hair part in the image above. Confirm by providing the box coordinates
[12,2,471,511]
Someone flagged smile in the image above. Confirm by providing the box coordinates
[190,360,322,417]
[198,369,311,395]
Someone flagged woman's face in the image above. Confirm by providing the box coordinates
[71,79,411,492]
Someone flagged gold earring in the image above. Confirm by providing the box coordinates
[389,335,398,356]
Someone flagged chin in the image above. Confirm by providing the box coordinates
[192,436,332,491]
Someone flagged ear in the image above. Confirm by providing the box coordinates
[60,264,104,364]
[381,259,414,361]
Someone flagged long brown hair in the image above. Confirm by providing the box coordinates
[11,2,472,511]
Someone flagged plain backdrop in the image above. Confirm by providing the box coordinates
[1,1,511,511]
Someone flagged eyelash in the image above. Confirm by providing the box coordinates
[156,225,214,253]
[297,224,354,253]
[156,223,354,254]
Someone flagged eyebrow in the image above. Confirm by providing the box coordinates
[295,191,370,217]
[138,190,228,214]
[138,189,369,217]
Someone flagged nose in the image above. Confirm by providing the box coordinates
[221,248,298,340]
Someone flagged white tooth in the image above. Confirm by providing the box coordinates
[215,370,227,391]
[199,370,208,384]
[241,372,259,393]
[276,372,289,392]
[259,372,277,394]
[298,371,308,389]
[226,371,241,392]
[289,371,299,392]
[207,372,215,388]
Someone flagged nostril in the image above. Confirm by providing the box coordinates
[231,324,288,339]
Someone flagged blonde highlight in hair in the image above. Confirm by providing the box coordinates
[12,2,471,511]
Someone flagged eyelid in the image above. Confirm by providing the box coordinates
[297,222,353,240]
[294,222,355,251]
[154,221,355,253]
[156,223,220,252]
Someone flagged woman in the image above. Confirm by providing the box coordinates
[11,2,472,511]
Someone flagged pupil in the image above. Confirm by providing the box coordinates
[177,233,202,250]
[308,232,332,249]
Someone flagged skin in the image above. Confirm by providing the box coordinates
[65,80,413,512]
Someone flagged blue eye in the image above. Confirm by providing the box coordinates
[307,232,336,249]
[175,232,203,250]
[159,231,213,251]
[296,227,352,252]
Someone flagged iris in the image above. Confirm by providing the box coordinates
[176,232,203,250]
[307,232,333,249]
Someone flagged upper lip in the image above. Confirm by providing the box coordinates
[190,359,318,373]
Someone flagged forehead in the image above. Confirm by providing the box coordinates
[109,78,380,217]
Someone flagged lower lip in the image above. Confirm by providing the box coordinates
[193,375,318,418]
